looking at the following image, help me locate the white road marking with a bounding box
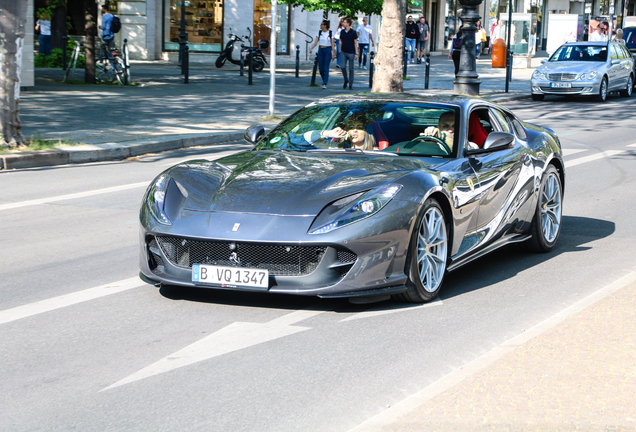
[102,308,327,391]
[0,277,145,325]
[628,143,636,147]
[348,270,636,432]
[565,150,625,168]
[340,298,443,322]
[0,182,148,211]
[562,149,586,157]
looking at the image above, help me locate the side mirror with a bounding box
[482,132,515,150]
[611,58,620,65]
[540,59,547,64]
[244,125,265,144]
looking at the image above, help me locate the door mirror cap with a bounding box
[482,132,515,150]
[244,125,265,144]
[540,59,547,64]
[611,58,621,65]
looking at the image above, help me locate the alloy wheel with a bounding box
[416,206,448,293]
[540,172,562,243]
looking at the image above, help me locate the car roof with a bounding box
[561,41,611,46]
[307,93,494,110]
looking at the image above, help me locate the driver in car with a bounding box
[421,112,479,151]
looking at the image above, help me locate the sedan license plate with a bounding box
[192,264,269,289]
[550,82,572,88]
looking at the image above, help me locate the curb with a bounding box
[0,132,245,170]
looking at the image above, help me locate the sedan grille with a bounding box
[548,73,578,81]
[153,236,356,277]
[540,86,583,93]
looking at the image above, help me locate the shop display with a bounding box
[166,0,223,52]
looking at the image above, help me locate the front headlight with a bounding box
[309,185,402,234]
[147,175,172,225]
[532,70,547,80]
[578,70,598,80]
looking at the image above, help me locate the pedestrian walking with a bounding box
[416,17,430,64]
[35,12,52,55]
[334,20,344,68]
[357,17,374,70]
[449,29,462,75]
[489,17,500,55]
[476,21,486,59]
[309,20,336,89]
[405,15,420,64]
[339,18,359,90]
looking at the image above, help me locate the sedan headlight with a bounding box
[147,175,172,225]
[532,70,547,80]
[578,70,598,80]
[309,185,402,234]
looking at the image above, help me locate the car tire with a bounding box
[524,165,563,253]
[396,198,449,303]
[596,77,608,102]
[215,53,227,68]
[620,75,633,97]
[532,94,545,101]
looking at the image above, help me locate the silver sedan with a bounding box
[531,41,634,102]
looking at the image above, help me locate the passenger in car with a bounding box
[303,124,378,150]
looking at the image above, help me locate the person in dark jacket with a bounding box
[405,15,420,64]
[449,29,462,75]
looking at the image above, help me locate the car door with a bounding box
[608,44,625,90]
[469,106,528,240]
[618,44,634,83]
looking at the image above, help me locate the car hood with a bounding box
[165,151,439,216]
[539,61,601,74]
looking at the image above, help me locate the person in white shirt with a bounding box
[35,13,52,55]
[356,17,374,69]
[334,20,344,68]
[589,24,607,41]
[309,20,337,89]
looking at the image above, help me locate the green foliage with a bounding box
[0,138,83,154]
[274,0,383,17]
[34,39,86,69]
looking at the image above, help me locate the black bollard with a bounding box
[310,52,318,85]
[184,46,189,84]
[403,47,408,78]
[425,53,430,89]
[295,45,300,78]
[62,35,68,71]
[240,44,245,77]
[368,51,375,88]
[248,49,253,85]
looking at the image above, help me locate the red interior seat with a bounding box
[371,122,390,150]
[468,112,488,148]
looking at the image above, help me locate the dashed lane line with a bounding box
[0,277,145,325]
[565,150,625,168]
[0,182,148,212]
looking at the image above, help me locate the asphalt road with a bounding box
[2,94,636,432]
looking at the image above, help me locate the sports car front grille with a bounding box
[548,73,578,81]
[152,236,356,277]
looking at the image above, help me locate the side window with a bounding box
[610,45,619,60]
[467,108,493,149]
[490,109,512,133]
[508,114,527,141]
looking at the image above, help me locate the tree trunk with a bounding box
[0,0,29,149]
[51,5,67,50]
[371,0,406,93]
[84,0,97,84]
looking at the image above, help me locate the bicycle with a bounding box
[96,38,130,85]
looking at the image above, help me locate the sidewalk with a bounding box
[2,52,543,170]
[351,274,636,432]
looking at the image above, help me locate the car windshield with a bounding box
[254,102,460,158]
[549,45,607,62]
[624,28,636,50]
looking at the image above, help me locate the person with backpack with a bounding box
[309,20,336,89]
[100,5,117,55]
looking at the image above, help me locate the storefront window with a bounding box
[407,0,424,17]
[445,0,459,49]
[164,0,223,52]
[254,0,290,54]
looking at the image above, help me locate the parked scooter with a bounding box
[215,28,267,72]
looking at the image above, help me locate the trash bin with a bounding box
[492,39,506,68]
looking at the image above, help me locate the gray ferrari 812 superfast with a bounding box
[139,94,564,303]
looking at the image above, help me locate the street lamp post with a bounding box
[454,0,483,95]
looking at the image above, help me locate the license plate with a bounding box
[550,82,572,88]
[192,264,269,289]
